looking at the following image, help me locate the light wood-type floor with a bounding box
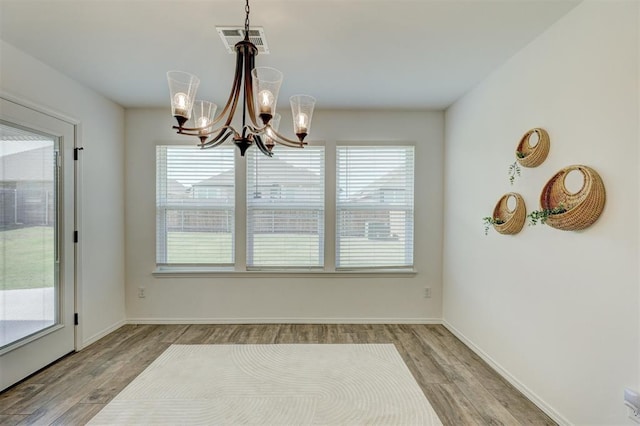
[0,324,556,425]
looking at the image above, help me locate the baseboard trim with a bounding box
[442,320,570,426]
[79,319,127,350]
[127,317,443,325]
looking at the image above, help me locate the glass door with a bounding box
[0,124,57,348]
[0,98,75,391]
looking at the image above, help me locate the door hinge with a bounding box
[74,147,84,160]
[74,313,79,325]
[74,230,78,243]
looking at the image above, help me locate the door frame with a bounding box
[0,92,82,370]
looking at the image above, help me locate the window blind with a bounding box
[336,145,414,269]
[246,146,325,269]
[156,146,235,266]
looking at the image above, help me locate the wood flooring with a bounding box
[0,324,556,425]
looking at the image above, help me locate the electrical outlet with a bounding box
[424,287,431,298]
[138,287,146,298]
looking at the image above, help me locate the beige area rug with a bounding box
[89,344,443,425]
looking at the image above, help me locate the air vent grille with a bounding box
[216,27,269,54]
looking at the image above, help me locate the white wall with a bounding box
[125,109,444,322]
[0,40,126,347]
[443,2,639,425]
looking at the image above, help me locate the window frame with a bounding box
[335,142,415,271]
[155,145,236,268]
[154,141,416,275]
[245,145,326,270]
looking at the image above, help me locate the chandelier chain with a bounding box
[244,0,250,36]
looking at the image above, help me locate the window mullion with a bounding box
[325,140,337,272]
[236,148,247,271]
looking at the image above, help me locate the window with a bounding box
[246,146,325,269]
[155,143,415,273]
[156,146,235,266]
[336,146,414,269]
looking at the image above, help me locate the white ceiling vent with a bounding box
[216,27,269,54]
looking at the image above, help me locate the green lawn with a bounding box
[166,232,407,267]
[167,232,233,264]
[0,226,55,290]
[167,232,322,265]
[166,232,322,266]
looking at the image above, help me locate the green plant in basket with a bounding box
[527,204,567,226]
[508,152,525,185]
[483,216,505,235]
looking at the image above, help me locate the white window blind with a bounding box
[156,146,235,266]
[336,145,414,269]
[246,146,325,269]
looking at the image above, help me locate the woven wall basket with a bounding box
[516,128,550,168]
[493,192,526,235]
[540,165,606,231]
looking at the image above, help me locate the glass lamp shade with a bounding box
[191,100,218,135]
[251,67,283,125]
[290,94,316,141]
[167,71,200,124]
[263,113,281,150]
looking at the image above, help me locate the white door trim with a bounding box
[0,96,79,390]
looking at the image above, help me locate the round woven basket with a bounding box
[492,192,526,235]
[516,128,550,168]
[540,165,606,231]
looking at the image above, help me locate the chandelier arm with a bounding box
[175,124,238,139]
[201,56,245,144]
[208,47,246,128]
[241,124,303,148]
[173,125,197,132]
[173,128,203,136]
[199,128,235,149]
[202,122,239,146]
[213,108,239,142]
[270,128,306,147]
[241,51,248,137]
[172,124,231,134]
[238,123,303,149]
[244,48,260,128]
[243,124,266,135]
[254,135,274,157]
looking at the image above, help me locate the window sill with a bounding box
[152,267,417,278]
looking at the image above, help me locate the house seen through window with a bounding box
[156,144,414,271]
[336,146,415,269]
[156,146,235,266]
[246,146,325,269]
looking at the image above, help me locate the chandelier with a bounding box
[166,0,316,157]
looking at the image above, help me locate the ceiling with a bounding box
[0,0,579,110]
